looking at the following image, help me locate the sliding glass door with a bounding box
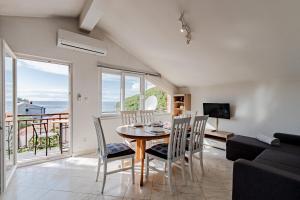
[0,40,17,192]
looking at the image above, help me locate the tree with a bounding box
[121,87,167,111]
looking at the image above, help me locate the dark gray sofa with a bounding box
[226,133,300,200]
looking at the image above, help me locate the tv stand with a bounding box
[205,117,233,141]
[205,130,234,140]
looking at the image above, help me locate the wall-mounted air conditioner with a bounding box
[57,29,107,56]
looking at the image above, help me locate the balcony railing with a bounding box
[5,112,70,155]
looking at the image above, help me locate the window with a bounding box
[101,73,121,113]
[101,70,170,115]
[124,75,141,111]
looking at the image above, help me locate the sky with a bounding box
[16,59,155,104]
[102,73,155,103]
[17,59,69,101]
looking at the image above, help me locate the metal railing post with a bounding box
[18,121,20,149]
[25,121,28,148]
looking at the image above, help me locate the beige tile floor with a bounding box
[2,146,233,200]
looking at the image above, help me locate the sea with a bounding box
[102,101,118,113]
[32,101,69,114]
[7,101,116,114]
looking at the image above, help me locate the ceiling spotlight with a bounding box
[179,12,192,44]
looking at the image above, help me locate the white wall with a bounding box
[189,80,300,137]
[0,16,173,154]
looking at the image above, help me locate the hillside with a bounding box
[117,87,167,111]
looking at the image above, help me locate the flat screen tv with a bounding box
[203,103,230,119]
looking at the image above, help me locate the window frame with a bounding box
[100,69,122,116]
[100,69,169,117]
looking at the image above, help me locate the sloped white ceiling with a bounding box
[95,0,300,87]
[1,0,300,87]
[0,0,86,17]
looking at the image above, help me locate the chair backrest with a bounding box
[189,115,208,152]
[140,110,154,124]
[120,111,138,125]
[168,117,191,161]
[93,116,107,157]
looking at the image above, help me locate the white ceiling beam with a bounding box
[79,0,103,32]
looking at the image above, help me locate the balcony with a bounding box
[5,112,70,164]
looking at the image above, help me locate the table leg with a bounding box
[163,137,169,144]
[136,139,146,186]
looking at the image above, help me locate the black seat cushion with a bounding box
[254,149,300,175]
[145,143,168,159]
[106,143,135,158]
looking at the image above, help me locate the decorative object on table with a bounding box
[186,115,209,180]
[145,117,191,192]
[93,116,135,194]
[131,123,144,128]
[144,127,166,135]
[148,121,163,127]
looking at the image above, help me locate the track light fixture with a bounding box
[179,12,191,44]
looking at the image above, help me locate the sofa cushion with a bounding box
[270,143,300,156]
[254,149,300,175]
[274,133,300,146]
[226,135,269,161]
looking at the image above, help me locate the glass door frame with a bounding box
[0,39,17,192]
[15,54,73,164]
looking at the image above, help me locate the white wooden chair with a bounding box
[186,115,208,180]
[145,117,191,192]
[120,111,138,147]
[140,110,154,124]
[120,111,138,125]
[93,116,135,194]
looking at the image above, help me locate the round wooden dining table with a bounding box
[116,125,170,186]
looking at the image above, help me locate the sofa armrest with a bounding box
[233,159,300,200]
[273,133,300,146]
